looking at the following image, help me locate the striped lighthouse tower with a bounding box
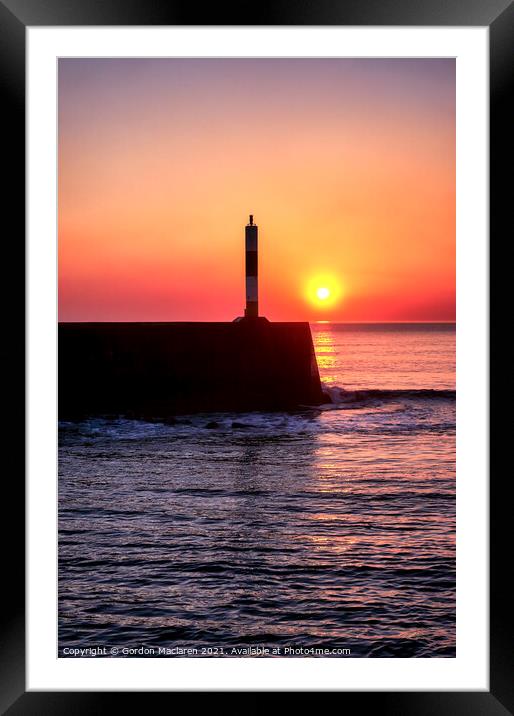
[244,215,259,318]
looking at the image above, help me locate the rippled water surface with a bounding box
[59,323,455,657]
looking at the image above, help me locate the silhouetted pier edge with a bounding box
[59,321,327,419]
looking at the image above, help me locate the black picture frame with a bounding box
[1,0,510,710]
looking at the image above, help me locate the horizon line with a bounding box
[313,319,456,324]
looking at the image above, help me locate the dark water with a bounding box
[59,323,455,657]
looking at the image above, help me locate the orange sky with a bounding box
[58,59,455,322]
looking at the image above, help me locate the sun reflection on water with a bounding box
[312,326,338,382]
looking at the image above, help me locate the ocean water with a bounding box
[59,322,455,658]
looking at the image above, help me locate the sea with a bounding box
[59,322,455,658]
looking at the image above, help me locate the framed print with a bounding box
[1,0,511,710]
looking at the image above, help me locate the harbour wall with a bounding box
[58,321,326,418]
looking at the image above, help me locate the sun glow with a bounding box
[306,275,344,310]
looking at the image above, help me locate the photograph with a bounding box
[57,57,457,660]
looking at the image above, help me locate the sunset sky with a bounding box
[58,58,455,322]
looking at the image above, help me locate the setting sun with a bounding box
[306,275,344,311]
[316,287,330,301]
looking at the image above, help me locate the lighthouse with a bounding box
[244,214,259,318]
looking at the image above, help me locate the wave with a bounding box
[321,385,455,408]
[58,385,455,439]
